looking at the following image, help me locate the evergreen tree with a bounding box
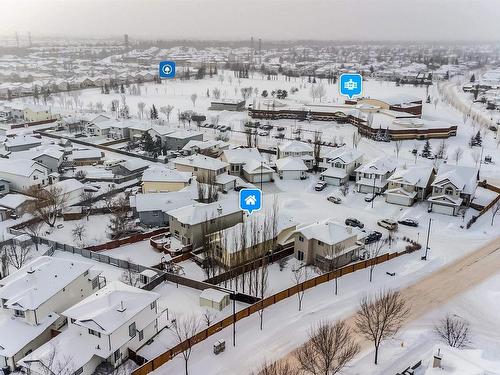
[474,131,482,146]
[422,140,432,158]
[470,74,475,83]
[120,84,125,93]
[150,104,158,119]
[426,94,431,103]
[141,132,155,153]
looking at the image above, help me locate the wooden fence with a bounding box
[466,181,500,228]
[132,250,409,375]
[86,227,168,251]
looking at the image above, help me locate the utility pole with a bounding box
[260,160,263,191]
[422,218,432,260]
[371,173,376,208]
[232,291,236,346]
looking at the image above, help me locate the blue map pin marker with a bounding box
[339,73,362,99]
[239,188,262,215]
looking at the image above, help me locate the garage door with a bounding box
[386,194,412,206]
[252,173,272,183]
[432,203,456,215]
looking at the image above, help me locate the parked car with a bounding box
[315,181,327,191]
[234,186,245,192]
[327,195,341,204]
[364,231,382,244]
[277,126,285,131]
[364,193,377,202]
[377,219,398,230]
[259,131,270,136]
[398,218,419,227]
[345,218,364,229]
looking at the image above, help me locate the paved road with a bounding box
[282,235,500,365]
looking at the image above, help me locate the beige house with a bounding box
[385,166,435,206]
[167,200,243,250]
[174,155,228,183]
[141,166,192,193]
[355,157,397,194]
[294,219,363,270]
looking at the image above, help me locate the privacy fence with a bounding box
[132,249,410,375]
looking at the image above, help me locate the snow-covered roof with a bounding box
[223,148,262,164]
[322,147,363,165]
[167,199,241,225]
[278,140,313,154]
[242,159,274,175]
[0,193,35,210]
[132,191,194,213]
[50,178,84,194]
[377,94,421,105]
[199,288,229,303]
[296,219,360,245]
[0,256,92,311]
[8,145,64,162]
[355,156,397,175]
[0,311,59,357]
[70,149,103,160]
[321,167,348,179]
[166,129,203,140]
[432,165,478,195]
[215,173,238,185]
[142,166,192,183]
[276,157,308,171]
[388,166,435,188]
[63,281,159,335]
[0,158,47,177]
[174,155,228,171]
[182,139,222,151]
[4,135,42,148]
[119,158,150,172]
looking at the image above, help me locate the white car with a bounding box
[377,219,398,230]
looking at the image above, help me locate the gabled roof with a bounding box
[355,156,397,175]
[167,199,241,225]
[63,281,159,335]
[0,193,35,210]
[388,166,434,188]
[296,219,360,245]
[0,256,92,311]
[142,166,192,183]
[432,165,478,195]
[131,191,194,213]
[242,159,274,174]
[174,155,228,171]
[278,140,313,153]
[0,159,48,177]
[276,157,308,171]
[322,147,363,165]
[223,148,262,164]
[5,135,42,148]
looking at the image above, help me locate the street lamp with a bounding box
[422,218,432,260]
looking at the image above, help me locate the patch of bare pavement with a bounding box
[281,235,500,364]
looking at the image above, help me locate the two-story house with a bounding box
[174,155,229,184]
[167,199,243,250]
[320,148,363,186]
[221,148,274,183]
[294,219,364,270]
[0,256,102,371]
[385,166,435,206]
[0,159,49,192]
[277,141,314,169]
[20,281,160,375]
[354,157,397,194]
[427,165,478,215]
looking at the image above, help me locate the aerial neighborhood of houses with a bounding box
[0,32,498,375]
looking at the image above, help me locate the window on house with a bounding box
[445,187,454,195]
[298,236,304,242]
[33,175,38,180]
[193,167,198,171]
[297,251,304,261]
[150,301,156,310]
[74,367,83,375]
[114,349,121,362]
[139,329,144,341]
[84,270,89,276]
[0,185,4,191]
[317,240,323,246]
[14,309,25,317]
[92,277,99,289]
[129,322,136,338]
[88,329,101,338]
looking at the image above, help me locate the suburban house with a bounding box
[174,155,228,183]
[355,157,397,194]
[9,146,64,174]
[167,199,243,250]
[150,128,203,150]
[211,214,297,267]
[130,191,195,227]
[49,178,85,206]
[320,148,363,186]
[4,135,42,152]
[141,166,192,193]
[277,140,314,169]
[0,193,35,217]
[111,159,150,177]
[221,148,274,183]
[0,179,10,196]
[182,139,228,157]
[427,165,478,216]
[293,219,364,269]
[0,257,102,371]
[385,166,435,206]
[242,159,274,183]
[275,157,308,180]
[69,149,105,165]
[0,159,49,191]
[19,282,160,375]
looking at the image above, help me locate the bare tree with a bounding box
[253,361,300,375]
[25,185,68,228]
[24,344,73,375]
[0,249,8,279]
[120,258,140,287]
[137,102,146,119]
[71,223,86,246]
[107,198,131,239]
[472,150,481,166]
[313,131,322,171]
[435,140,448,160]
[295,320,360,375]
[159,105,174,123]
[352,131,361,149]
[394,140,403,158]
[366,239,385,282]
[80,191,95,220]
[434,314,471,348]
[355,290,410,365]
[169,315,201,375]
[202,310,217,327]
[3,242,33,270]
[453,147,464,165]
[22,220,44,251]
[321,244,345,295]
[292,265,310,311]
[190,93,198,107]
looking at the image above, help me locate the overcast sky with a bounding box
[0,0,499,41]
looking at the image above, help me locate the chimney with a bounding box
[433,348,442,368]
[217,204,222,215]
[117,300,127,312]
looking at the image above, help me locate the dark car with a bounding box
[345,218,364,229]
[364,231,382,244]
[398,218,419,227]
[277,126,285,131]
[234,186,245,192]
